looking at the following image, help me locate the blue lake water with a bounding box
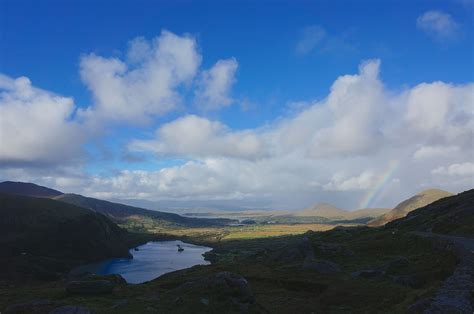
[74,240,212,284]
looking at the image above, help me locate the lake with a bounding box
[72,240,212,284]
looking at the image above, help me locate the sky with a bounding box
[0,0,473,210]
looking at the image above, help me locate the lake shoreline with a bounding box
[70,240,212,284]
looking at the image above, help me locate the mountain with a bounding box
[0,181,235,228]
[0,181,62,198]
[368,188,453,227]
[296,203,349,219]
[55,193,234,227]
[294,203,390,221]
[344,208,391,220]
[0,193,140,281]
[387,189,474,236]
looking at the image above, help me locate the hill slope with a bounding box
[368,189,452,227]
[0,193,139,281]
[387,189,474,236]
[55,193,234,227]
[0,181,234,229]
[296,203,349,218]
[0,181,62,198]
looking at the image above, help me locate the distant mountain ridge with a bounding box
[55,193,234,227]
[0,181,234,228]
[294,203,390,221]
[368,188,453,227]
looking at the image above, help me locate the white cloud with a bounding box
[121,59,473,208]
[0,74,85,166]
[324,171,376,191]
[416,10,460,42]
[195,58,238,110]
[432,162,474,176]
[79,30,202,124]
[130,115,269,159]
[295,25,327,55]
[2,50,473,209]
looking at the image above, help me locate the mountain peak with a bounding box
[368,188,452,227]
[297,202,348,218]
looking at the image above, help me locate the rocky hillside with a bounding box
[368,188,452,227]
[387,189,474,236]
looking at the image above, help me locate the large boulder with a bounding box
[65,280,114,295]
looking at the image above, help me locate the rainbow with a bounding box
[359,160,400,209]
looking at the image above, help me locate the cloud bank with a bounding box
[1,30,472,209]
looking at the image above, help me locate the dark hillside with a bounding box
[387,189,474,236]
[0,193,137,281]
[56,193,235,227]
[0,181,63,198]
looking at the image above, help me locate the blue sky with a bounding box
[0,0,473,210]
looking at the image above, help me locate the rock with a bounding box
[351,269,385,279]
[65,280,114,295]
[270,237,316,264]
[4,299,56,313]
[49,306,94,314]
[303,260,342,274]
[172,271,255,306]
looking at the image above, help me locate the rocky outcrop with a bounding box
[269,237,315,264]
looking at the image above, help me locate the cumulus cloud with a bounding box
[416,10,460,42]
[323,171,376,191]
[130,115,269,159]
[0,74,85,166]
[3,51,473,209]
[129,60,397,160]
[120,59,473,208]
[79,30,202,124]
[195,58,238,110]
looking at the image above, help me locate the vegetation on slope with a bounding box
[368,188,453,227]
[0,193,151,282]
